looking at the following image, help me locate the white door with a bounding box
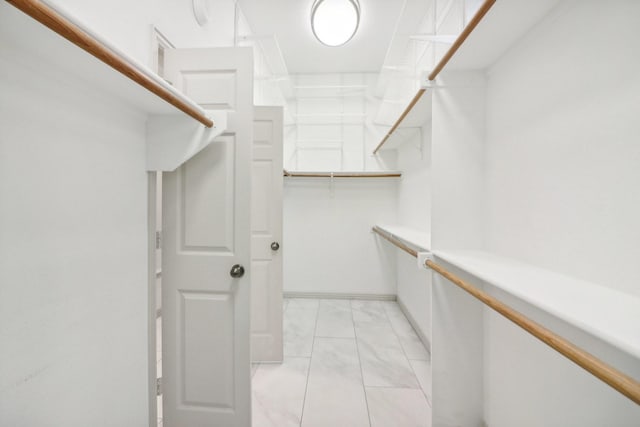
[251,106,284,362]
[162,47,253,427]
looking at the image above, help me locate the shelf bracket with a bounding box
[418,252,435,270]
[420,72,436,89]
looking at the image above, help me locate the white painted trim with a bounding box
[146,172,158,427]
[397,296,431,353]
[150,25,175,78]
[283,292,396,301]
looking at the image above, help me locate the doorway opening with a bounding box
[149,26,172,427]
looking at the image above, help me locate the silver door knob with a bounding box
[230,264,245,278]
[271,242,280,251]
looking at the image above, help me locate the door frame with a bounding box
[147,171,159,427]
[147,26,171,424]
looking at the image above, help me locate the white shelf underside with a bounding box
[433,250,640,359]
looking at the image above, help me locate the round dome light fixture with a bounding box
[311,0,361,47]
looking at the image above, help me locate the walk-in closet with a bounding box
[1,0,639,426]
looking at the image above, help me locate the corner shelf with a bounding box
[433,250,640,359]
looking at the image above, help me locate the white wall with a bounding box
[431,70,487,251]
[285,73,395,172]
[430,70,487,426]
[485,0,640,297]
[0,1,245,425]
[0,34,148,426]
[426,2,640,425]
[282,73,399,297]
[284,178,397,296]
[395,124,432,344]
[480,1,640,424]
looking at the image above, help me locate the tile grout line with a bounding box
[351,300,373,427]
[298,299,321,427]
[383,302,432,407]
[408,359,432,408]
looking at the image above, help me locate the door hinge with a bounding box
[155,231,162,250]
[156,377,162,396]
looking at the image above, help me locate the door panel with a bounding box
[251,106,284,362]
[181,137,234,251]
[162,47,253,427]
[180,291,234,407]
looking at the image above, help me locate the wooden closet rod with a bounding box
[427,0,496,81]
[372,89,426,155]
[6,0,214,128]
[285,171,402,178]
[372,226,418,257]
[371,226,640,405]
[372,0,496,155]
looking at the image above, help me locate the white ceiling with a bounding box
[236,0,405,74]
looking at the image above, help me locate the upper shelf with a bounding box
[445,0,562,71]
[433,250,640,359]
[373,89,433,153]
[293,113,366,125]
[293,85,368,99]
[373,0,496,154]
[2,0,212,126]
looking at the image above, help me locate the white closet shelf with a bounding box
[374,224,431,252]
[373,89,433,154]
[1,1,211,123]
[374,0,497,154]
[292,84,367,98]
[445,0,562,71]
[433,250,640,359]
[294,85,368,89]
[293,113,366,125]
[284,171,402,178]
[392,90,433,129]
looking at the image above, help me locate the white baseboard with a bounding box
[283,291,396,301]
[397,296,431,353]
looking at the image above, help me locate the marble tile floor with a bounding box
[156,298,431,426]
[252,298,432,427]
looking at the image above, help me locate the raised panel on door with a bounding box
[181,137,234,252]
[251,106,284,362]
[179,291,234,408]
[162,47,253,427]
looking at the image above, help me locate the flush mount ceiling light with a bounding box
[311,0,361,47]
